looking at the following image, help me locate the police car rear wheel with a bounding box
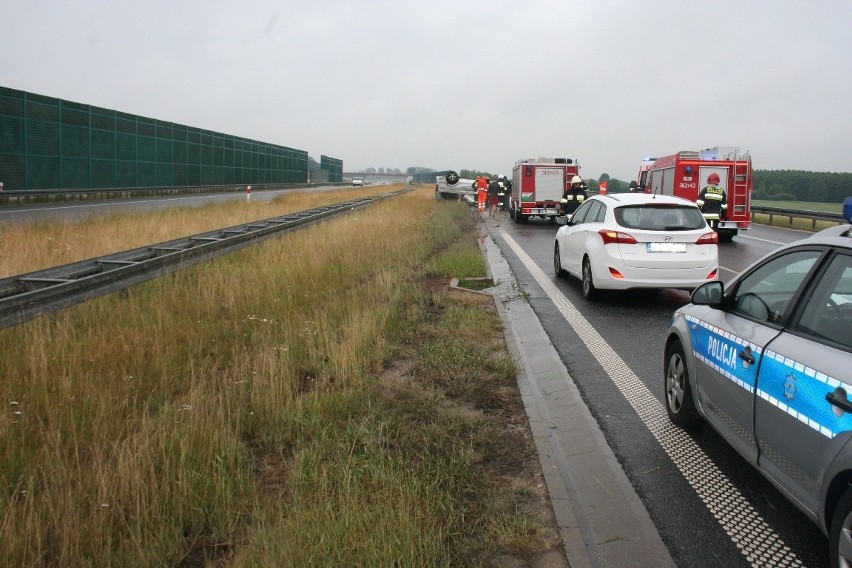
[665,340,703,429]
[829,486,852,568]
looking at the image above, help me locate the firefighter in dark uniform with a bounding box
[496,175,507,212]
[696,172,728,229]
[487,177,501,217]
[560,175,588,216]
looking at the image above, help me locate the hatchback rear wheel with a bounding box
[554,243,566,278]
[581,257,598,300]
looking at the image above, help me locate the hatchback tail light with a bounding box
[598,229,637,245]
[695,232,718,245]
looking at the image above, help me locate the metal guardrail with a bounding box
[750,205,845,229]
[0,182,351,205]
[0,189,410,328]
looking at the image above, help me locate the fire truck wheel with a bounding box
[582,257,598,300]
[554,243,566,278]
[718,230,737,242]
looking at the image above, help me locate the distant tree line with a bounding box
[751,170,852,203]
[587,171,852,202]
[361,167,404,174]
[459,169,498,179]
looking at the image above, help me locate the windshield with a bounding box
[615,205,707,231]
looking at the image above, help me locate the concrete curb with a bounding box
[478,222,676,568]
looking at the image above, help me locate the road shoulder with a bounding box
[480,221,676,568]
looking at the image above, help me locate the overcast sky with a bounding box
[2,1,851,181]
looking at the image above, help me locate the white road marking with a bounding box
[736,234,788,246]
[497,227,806,568]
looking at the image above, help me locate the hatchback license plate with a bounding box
[647,242,687,253]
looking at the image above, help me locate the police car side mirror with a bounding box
[691,281,724,307]
[556,216,569,226]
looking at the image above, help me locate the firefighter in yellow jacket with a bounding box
[696,172,728,229]
[560,175,588,216]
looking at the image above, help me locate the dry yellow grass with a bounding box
[0,186,560,566]
[0,185,400,278]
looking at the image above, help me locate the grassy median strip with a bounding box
[0,187,560,566]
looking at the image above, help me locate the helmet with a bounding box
[571,175,583,185]
[707,173,721,185]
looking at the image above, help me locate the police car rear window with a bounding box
[616,205,706,231]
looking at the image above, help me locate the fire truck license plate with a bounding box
[647,242,687,253]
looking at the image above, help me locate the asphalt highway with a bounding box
[485,213,826,568]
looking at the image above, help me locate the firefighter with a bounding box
[696,172,728,229]
[487,176,501,217]
[501,175,512,211]
[496,175,509,212]
[560,175,588,216]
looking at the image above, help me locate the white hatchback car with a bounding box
[553,193,719,299]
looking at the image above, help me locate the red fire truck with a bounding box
[638,147,752,240]
[510,158,580,223]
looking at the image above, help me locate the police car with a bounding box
[663,204,852,565]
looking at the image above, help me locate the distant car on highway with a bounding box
[352,177,364,186]
[553,193,718,300]
[663,219,852,565]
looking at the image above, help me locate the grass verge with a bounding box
[0,186,563,566]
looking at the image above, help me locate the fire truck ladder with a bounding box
[731,159,750,219]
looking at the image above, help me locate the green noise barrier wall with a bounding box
[0,86,324,191]
[320,155,343,182]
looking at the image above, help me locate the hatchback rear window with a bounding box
[615,205,706,231]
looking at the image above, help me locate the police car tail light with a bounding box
[598,230,637,245]
[695,232,719,245]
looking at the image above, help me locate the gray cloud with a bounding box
[3,0,850,181]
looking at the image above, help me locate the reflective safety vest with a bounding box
[702,185,725,201]
[561,189,587,213]
[696,185,727,218]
